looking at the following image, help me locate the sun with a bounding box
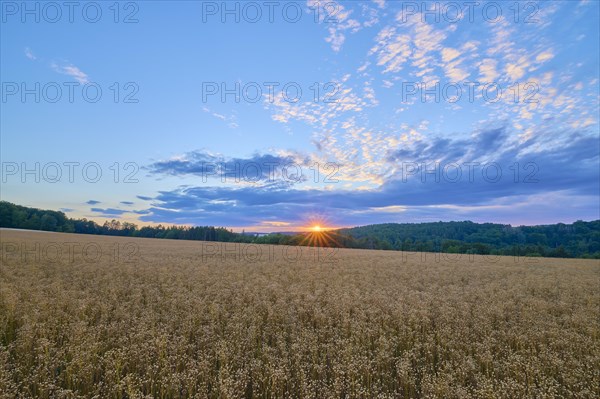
[301,223,341,248]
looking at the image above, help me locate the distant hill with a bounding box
[336,221,600,258]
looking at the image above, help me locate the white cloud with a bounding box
[363,83,378,106]
[326,27,346,52]
[357,62,370,73]
[536,51,554,63]
[202,106,238,128]
[51,62,89,84]
[478,59,499,82]
[505,61,527,81]
[441,48,460,63]
[307,0,364,52]
[24,47,36,60]
[370,26,411,73]
[370,10,452,83]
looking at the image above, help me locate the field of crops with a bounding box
[1,229,599,398]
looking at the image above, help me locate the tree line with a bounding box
[1,201,598,258]
[337,221,600,258]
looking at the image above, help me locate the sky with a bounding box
[1,0,599,232]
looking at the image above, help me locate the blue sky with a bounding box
[1,0,599,231]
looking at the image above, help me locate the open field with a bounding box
[0,229,599,398]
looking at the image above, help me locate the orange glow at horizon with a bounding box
[299,224,341,248]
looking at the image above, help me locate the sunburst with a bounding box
[299,224,342,248]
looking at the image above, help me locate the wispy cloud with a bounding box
[24,47,36,60]
[51,62,89,84]
[372,0,385,9]
[307,0,373,52]
[91,208,128,217]
[202,106,238,128]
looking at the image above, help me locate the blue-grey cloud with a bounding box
[91,208,127,216]
[135,129,599,227]
[147,151,309,185]
[120,201,134,205]
[86,200,101,205]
